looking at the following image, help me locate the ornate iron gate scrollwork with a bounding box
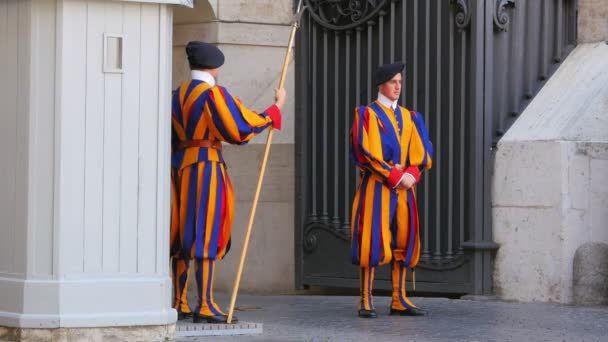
[493,0,515,31]
[305,0,391,30]
[295,0,577,294]
[451,0,472,31]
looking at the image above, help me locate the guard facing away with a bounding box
[170,41,286,324]
[350,62,433,318]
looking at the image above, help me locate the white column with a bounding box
[0,0,178,328]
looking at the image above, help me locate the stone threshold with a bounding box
[175,321,262,337]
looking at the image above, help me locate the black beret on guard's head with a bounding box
[375,62,405,86]
[186,41,225,70]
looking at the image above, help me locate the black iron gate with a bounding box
[295,0,577,295]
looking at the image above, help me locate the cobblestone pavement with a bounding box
[177,294,608,342]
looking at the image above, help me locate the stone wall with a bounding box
[172,0,296,294]
[578,0,608,43]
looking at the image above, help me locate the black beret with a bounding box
[186,41,225,70]
[375,62,405,86]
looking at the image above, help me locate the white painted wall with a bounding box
[493,43,608,304]
[56,0,167,277]
[0,0,177,328]
[0,0,29,280]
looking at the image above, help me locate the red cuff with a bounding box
[404,166,421,183]
[387,167,404,188]
[265,104,282,130]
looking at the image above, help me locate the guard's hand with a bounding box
[275,88,287,110]
[396,173,415,190]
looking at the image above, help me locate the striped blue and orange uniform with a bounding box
[170,79,280,317]
[350,101,432,312]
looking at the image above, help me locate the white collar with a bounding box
[191,70,216,86]
[377,92,398,110]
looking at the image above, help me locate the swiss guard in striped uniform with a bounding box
[170,41,286,323]
[350,63,433,318]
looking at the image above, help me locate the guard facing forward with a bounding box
[350,63,433,318]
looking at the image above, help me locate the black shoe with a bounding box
[192,313,239,324]
[177,312,193,320]
[358,309,378,318]
[390,307,428,316]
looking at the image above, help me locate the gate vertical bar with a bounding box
[496,10,508,134]
[367,21,373,102]
[422,0,431,261]
[433,0,442,262]
[458,27,466,257]
[566,0,577,49]
[401,0,407,106]
[379,11,384,65]
[540,0,548,80]
[390,0,395,62]
[446,7,454,260]
[413,0,418,109]
[355,26,362,183]
[294,9,311,288]
[517,0,527,111]
[468,0,486,295]
[343,30,352,232]
[333,32,340,225]
[321,29,329,222]
[509,2,522,117]
[311,24,318,221]
[482,0,495,295]
[555,0,563,62]
[525,0,539,98]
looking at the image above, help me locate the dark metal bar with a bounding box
[422,0,431,261]
[379,11,384,65]
[469,0,486,294]
[495,7,508,137]
[355,27,362,184]
[294,10,311,288]
[390,0,395,62]
[566,0,577,47]
[517,2,526,110]
[413,0,418,108]
[367,21,373,102]
[401,0,407,106]
[332,32,340,225]
[433,0,442,262]
[482,0,495,295]
[343,30,352,231]
[555,0,563,62]
[539,0,548,80]
[509,4,521,116]
[446,8,454,260]
[458,29,466,256]
[310,23,318,221]
[321,29,329,222]
[525,0,539,97]
[356,28,362,106]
